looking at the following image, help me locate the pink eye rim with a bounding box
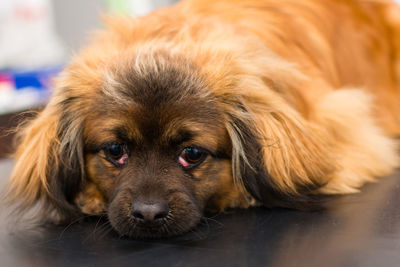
[178,155,190,167]
[116,153,129,165]
[102,142,129,167]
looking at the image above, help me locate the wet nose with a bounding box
[130,201,169,222]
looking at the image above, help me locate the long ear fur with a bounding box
[225,100,333,210]
[224,83,399,210]
[226,117,321,210]
[3,96,85,222]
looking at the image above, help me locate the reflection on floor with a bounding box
[1,159,400,267]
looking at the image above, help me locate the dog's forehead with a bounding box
[100,52,208,106]
[85,53,225,146]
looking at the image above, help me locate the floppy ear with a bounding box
[4,99,85,222]
[225,103,333,210]
[215,55,336,209]
[225,86,399,210]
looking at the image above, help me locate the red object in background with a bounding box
[14,5,46,22]
[0,72,14,91]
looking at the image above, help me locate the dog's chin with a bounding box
[111,217,201,239]
[108,211,202,239]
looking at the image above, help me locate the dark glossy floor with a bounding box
[1,158,400,267]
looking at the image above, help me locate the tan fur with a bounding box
[75,183,106,215]
[4,0,400,229]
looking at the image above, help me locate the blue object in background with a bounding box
[13,66,63,90]
[0,66,63,114]
[14,71,43,90]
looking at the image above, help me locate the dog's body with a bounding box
[5,0,400,238]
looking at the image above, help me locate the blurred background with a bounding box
[0,0,178,157]
[0,0,178,116]
[1,0,400,157]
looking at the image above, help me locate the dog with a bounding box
[4,0,400,238]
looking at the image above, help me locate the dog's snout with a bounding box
[130,201,169,222]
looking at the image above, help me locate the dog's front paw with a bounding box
[74,183,106,215]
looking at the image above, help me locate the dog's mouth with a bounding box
[110,213,201,239]
[108,200,202,239]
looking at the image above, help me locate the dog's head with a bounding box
[5,20,332,238]
[80,53,241,238]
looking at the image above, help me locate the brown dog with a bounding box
[5,0,400,238]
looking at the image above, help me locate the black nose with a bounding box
[130,201,169,223]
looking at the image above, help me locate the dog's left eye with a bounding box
[104,143,128,166]
[178,146,208,169]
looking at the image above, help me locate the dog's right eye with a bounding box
[108,144,123,157]
[104,143,128,166]
[178,146,208,169]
